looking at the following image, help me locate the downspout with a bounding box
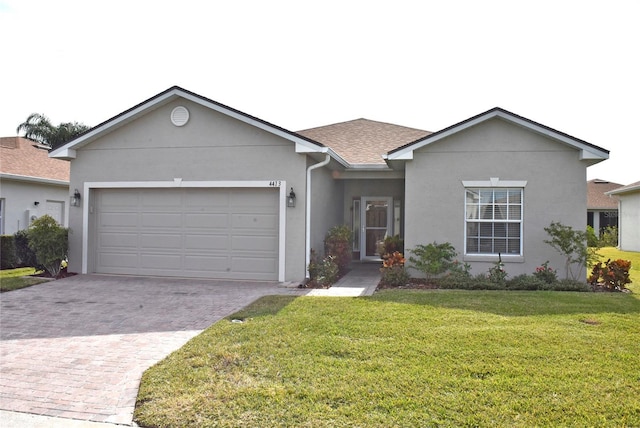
[305,153,331,279]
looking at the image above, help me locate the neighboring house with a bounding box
[49,86,609,282]
[0,136,70,235]
[606,181,640,252]
[587,178,621,234]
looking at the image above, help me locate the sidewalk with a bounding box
[306,262,380,296]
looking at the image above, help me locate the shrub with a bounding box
[382,235,404,255]
[533,261,558,284]
[408,242,458,282]
[586,226,600,248]
[439,273,505,290]
[544,222,598,280]
[0,235,18,269]
[380,252,410,287]
[487,254,508,285]
[324,225,352,274]
[27,215,68,277]
[308,250,339,288]
[14,229,41,269]
[507,274,546,291]
[599,226,618,247]
[589,258,632,291]
[544,279,592,292]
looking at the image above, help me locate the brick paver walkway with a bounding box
[0,275,304,424]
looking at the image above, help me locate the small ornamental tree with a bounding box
[544,222,598,280]
[27,215,68,277]
[408,242,458,283]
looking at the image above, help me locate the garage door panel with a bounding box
[142,213,182,227]
[232,235,277,251]
[184,213,228,228]
[99,233,138,248]
[98,252,138,269]
[140,233,182,249]
[185,234,229,250]
[95,188,279,280]
[100,212,138,227]
[141,254,182,269]
[142,192,182,207]
[231,213,278,229]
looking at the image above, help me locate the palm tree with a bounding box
[17,113,90,149]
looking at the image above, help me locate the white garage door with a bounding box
[95,188,279,280]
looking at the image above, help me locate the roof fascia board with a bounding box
[0,173,69,186]
[606,184,640,195]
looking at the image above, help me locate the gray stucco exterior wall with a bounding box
[67,99,309,281]
[404,118,588,278]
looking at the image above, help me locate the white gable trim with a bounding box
[387,109,609,162]
[50,87,326,159]
[0,173,69,187]
[462,178,528,188]
[81,180,287,282]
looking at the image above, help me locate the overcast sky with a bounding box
[1,0,638,185]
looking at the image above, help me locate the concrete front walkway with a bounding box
[0,275,305,425]
[306,262,381,296]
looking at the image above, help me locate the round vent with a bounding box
[170,106,189,127]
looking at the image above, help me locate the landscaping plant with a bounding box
[533,261,558,284]
[408,241,458,283]
[589,258,632,291]
[380,251,410,286]
[26,215,68,277]
[324,225,352,274]
[544,221,597,280]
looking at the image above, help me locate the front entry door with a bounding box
[361,197,392,260]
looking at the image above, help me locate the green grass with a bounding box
[0,267,47,292]
[135,255,640,427]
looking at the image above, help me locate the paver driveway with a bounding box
[0,274,304,425]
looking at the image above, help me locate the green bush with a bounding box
[507,274,547,290]
[586,225,600,248]
[308,250,339,288]
[27,215,68,277]
[544,222,598,280]
[599,226,618,247]
[544,279,592,292]
[408,242,458,282]
[533,261,558,284]
[382,235,404,255]
[380,266,410,287]
[324,225,352,274]
[1,235,18,269]
[13,230,40,269]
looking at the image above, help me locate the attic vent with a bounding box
[170,106,190,127]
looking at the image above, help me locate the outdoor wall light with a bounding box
[34,201,40,206]
[71,189,81,207]
[287,187,296,207]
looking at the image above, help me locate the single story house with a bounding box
[606,181,640,252]
[50,86,609,282]
[0,136,70,235]
[587,178,621,234]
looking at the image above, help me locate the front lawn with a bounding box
[0,267,47,292]
[135,288,640,427]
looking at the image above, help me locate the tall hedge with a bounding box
[0,235,18,269]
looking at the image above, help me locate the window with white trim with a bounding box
[465,188,523,255]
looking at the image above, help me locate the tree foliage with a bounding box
[27,215,68,277]
[17,113,90,149]
[544,222,598,280]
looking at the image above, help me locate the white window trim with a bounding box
[82,180,287,282]
[462,178,526,262]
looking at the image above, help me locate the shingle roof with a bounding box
[587,179,622,209]
[297,119,431,165]
[0,136,70,181]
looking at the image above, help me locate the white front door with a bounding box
[360,197,392,260]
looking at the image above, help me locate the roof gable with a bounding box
[49,86,327,160]
[385,107,609,164]
[606,180,640,196]
[0,136,69,183]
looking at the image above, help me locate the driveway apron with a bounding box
[0,275,304,425]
